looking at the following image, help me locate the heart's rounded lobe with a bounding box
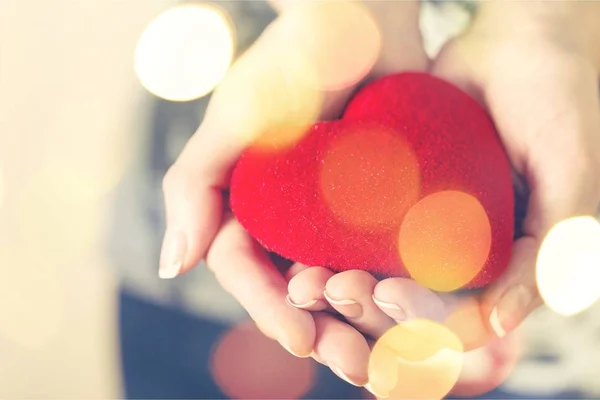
[230,72,514,289]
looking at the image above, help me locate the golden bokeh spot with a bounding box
[210,321,315,399]
[319,125,420,231]
[275,0,381,91]
[134,3,235,101]
[537,216,600,316]
[443,297,490,352]
[368,320,464,400]
[399,191,492,292]
[208,38,322,151]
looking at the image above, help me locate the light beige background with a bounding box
[0,1,174,397]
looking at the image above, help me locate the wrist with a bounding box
[472,2,600,70]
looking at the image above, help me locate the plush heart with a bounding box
[230,72,514,291]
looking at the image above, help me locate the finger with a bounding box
[324,270,395,339]
[373,277,447,323]
[475,236,542,340]
[287,266,334,312]
[312,312,371,387]
[481,173,599,339]
[207,215,315,357]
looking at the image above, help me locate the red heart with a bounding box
[230,72,514,290]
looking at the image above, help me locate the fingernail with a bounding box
[279,341,309,358]
[159,231,187,279]
[330,364,366,387]
[323,291,362,318]
[372,296,407,321]
[286,295,318,309]
[489,284,533,337]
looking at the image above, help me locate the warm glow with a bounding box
[0,168,4,210]
[208,41,322,150]
[210,321,315,399]
[443,297,490,351]
[0,256,65,349]
[537,216,600,316]
[11,166,103,263]
[319,125,420,230]
[274,0,381,91]
[134,3,235,101]
[368,320,464,399]
[0,162,109,348]
[399,191,492,292]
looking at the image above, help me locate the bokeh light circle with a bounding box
[368,320,464,399]
[537,216,600,316]
[443,297,490,351]
[207,38,323,151]
[134,3,234,101]
[275,0,381,91]
[319,125,420,230]
[399,191,492,292]
[210,321,315,399]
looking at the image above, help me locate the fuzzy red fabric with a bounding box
[230,72,514,288]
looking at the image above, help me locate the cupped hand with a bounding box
[159,0,429,386]
[291,2,600,395]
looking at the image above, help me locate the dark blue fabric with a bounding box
[119,289,363,399]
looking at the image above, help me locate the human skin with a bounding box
[160,0,600,393]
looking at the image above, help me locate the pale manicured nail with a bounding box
[324,291,362,318]
[323,291,357,305]
[489,284,534,337]
[372,296,407,321]
[159,231,187,279]
[286,294,318,309]
[330,364,365,387]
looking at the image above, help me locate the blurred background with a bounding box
[1,0,600,398]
